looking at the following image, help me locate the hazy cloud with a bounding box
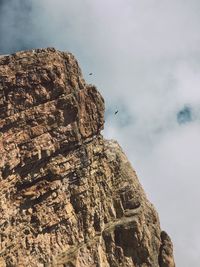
[1,1,200,265]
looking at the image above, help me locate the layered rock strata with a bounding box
[0,48,175,267]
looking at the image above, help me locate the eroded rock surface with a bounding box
[0,48,175,267]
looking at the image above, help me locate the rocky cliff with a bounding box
[0,48,175,267]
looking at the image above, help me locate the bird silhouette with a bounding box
[89,73,93,75]
[114,110,118,115]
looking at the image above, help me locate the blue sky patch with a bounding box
[177,106,192,124]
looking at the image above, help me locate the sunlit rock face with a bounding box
[0,48,175,267]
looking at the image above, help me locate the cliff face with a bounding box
[0,48,175,267]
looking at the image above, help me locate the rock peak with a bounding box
[0,49,175,267]
[0,48,104,172]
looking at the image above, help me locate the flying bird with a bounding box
[89,73,93,75]
[114,110,118,115]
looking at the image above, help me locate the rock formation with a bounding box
[0,48,175,267]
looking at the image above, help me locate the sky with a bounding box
[0,0,200,265]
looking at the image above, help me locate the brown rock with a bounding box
[159,231,175,267]
[0,48,175,266]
